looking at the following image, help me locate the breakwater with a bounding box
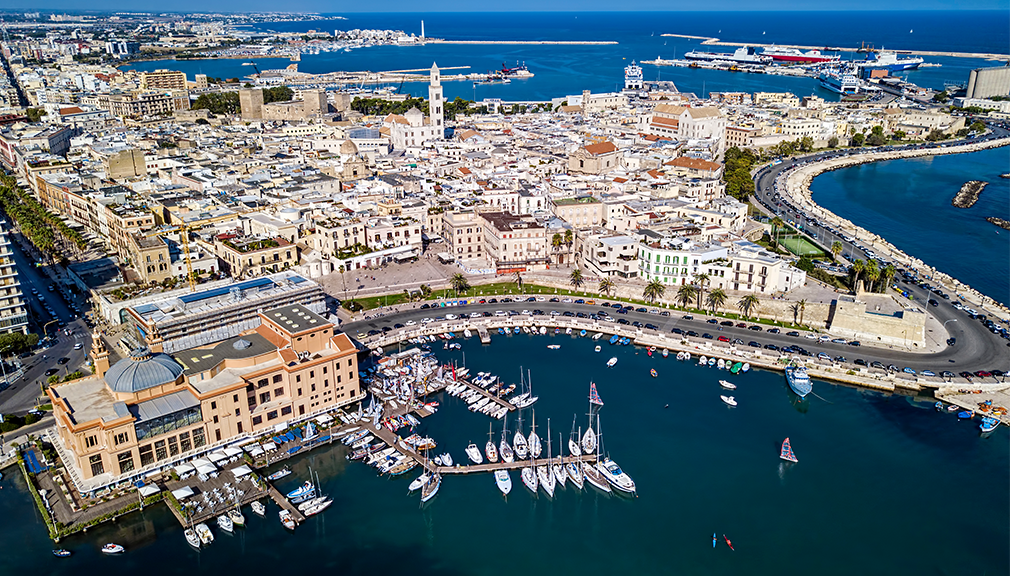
[426,39,617,45]
[986,217,1010,231]
[951,180,988,208]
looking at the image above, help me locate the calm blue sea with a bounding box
[1,336,1006,575]
[811,146,1010,306]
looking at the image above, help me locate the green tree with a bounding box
[850,133,865,147]
[770,217,785,249]
[25,108,46,122]
[797,299,806,326]
[851,259,865,290]
[827,136,839,148]
[925,129,944,142]
[676,284,697,308]
[706,288,727,314]
[969,121,986,133]
[892,130,906,141]
[831,241,842,261]
[551,233,563,258]
[932,91,949,103]
[0,332,40,355]
[449,273,470,295]
[864,261,880,292]
[694,273,710,310]
[598,277,615,297]
[563,229,574,263]
[192,92,240,115]
[262,86,294,104]
[880,263,896,291]
[799,136,814,152]
[737,294,760,319]
[866,125,886,146]
[643,280,666,303]
[569,267,585,290]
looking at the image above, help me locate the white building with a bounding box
[386,63,444,150]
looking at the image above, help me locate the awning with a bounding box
[190,458,212,468]
[315,414,333,424]
[145,469,162,478]
[223,447,243,457]
[139,484,161,497]
[231,465,253,478]
[174,463,194,475]
[207,451,229,462]
[246,446,264,456]
[196,464,217,475]
[171,487,194,499]
[262,441,277,452]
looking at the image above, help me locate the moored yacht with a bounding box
[521,466,538,493]
[566,461,585,490]
[785,366,812,398]
[465,443,483,464]
[495,470,513,496]
[597,458,636,494]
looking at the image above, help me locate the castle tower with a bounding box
[92,331,110,379]
[428,62,443,133]
[239,88,263,120]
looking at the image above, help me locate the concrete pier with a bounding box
[478,326,491,344]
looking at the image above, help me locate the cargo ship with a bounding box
[818,69,860,95]
[859,50,923,71]
[761,46,840,64]
[683,46,770,65]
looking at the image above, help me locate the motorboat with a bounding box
[785,366,812,398]
[185,528,201,548]
[596,458,636,494]
[279,510,296,530]
[595,345,602,352]
[719,380,737,390]
[266,467,292,481]
[409,472,430,492]
[721,395,738,406]
[465,443,483,464]
[421,474,441,503]
[980,417,1000,433]
[102,543,125,554]
[547,344,560,350]
[228,508,245,527]
[607,357,618,368]
[582,461,612,493]
[566,461,585,489]
[662,349,669,358]
[441,452,453,467]
[494,470,513,496]
[741,363,751,372]
[286,482,315,503]
[650,369,657,378]
[521,466,538,493]
[53,549,72,558]
[251,501,266,516]
[195,523,213,544]
[217,513,234,533]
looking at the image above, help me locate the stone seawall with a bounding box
[780,137,1010,319]
[951,180,987,208]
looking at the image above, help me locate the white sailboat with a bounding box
[528,410,542,458]
[485,422,499,463]
[582,426,597,455]
[514,410,529,460]
[566,461,585,489]
[494,469,513,496]
[500,416,515,463]
[521,465,538,493]
[569,416,582,457]
[537,463,555,497]
[552,432,567,487]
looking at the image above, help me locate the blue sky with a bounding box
[9,1,1010,11]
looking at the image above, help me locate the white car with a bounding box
[73,343,83,350]
[469,312,481,318]
[405,320,417,326]
[536,296,546,302]
[494,311,506,317]
[521,310,532,316]
[562,298,573,303]
[804,333,818,340]
[421,317,433,324]
[818,335,831,342]
[445,314,457,320]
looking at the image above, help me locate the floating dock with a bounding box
[477,326,491,344]
[438,454,599,475]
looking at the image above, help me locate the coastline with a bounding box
[780,137,1010,316]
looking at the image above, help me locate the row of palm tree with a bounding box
[550,229,575,265]
[0,173,88,258]
[850,259,896,293]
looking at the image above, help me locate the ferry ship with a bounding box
[683,46,770,65]
[859,50,923,72]
[761,46,839,64]
[818,69,860,95]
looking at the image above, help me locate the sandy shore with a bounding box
[780,137,1010,319]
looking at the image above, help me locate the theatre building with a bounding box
[48,304,361,493]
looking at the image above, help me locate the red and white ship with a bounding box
[761,46,839,64]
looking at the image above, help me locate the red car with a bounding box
[718,336,731,342]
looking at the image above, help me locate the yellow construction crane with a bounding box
[145,224,197,292]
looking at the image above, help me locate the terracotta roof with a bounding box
[612,177,628,183]
[664,157,722,172]
[458,167,472,175]
[59,107,84,115]
[651,116,679,127]
[384,114,409,125]
[583,141,617,156]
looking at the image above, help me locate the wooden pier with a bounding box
[266,482,306,525]
[458,378,516,412]
[438,454,599,475]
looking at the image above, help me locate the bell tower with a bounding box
[145,323,164,354]
[92,331,110,379]
[428,62,443,134]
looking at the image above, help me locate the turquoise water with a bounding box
[811,146,1010,306]
[120,11,1008,101]
[2,335,1007,575]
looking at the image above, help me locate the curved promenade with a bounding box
[772,135,1010,320]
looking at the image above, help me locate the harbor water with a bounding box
[810,146,1010,307]
[2,335,1006,575]
[120,11,1009,102]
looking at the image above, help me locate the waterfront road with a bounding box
[339,298,1009,378]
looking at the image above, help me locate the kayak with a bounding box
[724,535,734,551]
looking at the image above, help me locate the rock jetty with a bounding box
[1000,173,1009,179]
[951,180,987,208]
[986,217,1010,231]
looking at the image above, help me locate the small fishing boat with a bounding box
[946,404,959,413]
[102,543,125,554]
[217,514,234,533]
[609,334,620,345]
[934,401,945,411]
[607,357,618,368]
[195,523,213,544]
[741,363,750,372]
[648,347,653,356]
[53,549,72,558]
[286,481,315,502]
[465,443,483,464]
[719,380,736,390]
[441,452,453,467]
[720,395,738,406]
[708,358,716,367]
[251,501,266,516]
[495,470,513,496]
[266,467,292,481]
[724,535,735,551]
[580,329,587,337]
[699,355,708,366]
[547,344,560,350]
[662,349,669,358]
[279,510,296,530]
[593,332,604,340]
[594,345,602,352]
[731,361,742,374]
[958,410,975,419]
[780,437,798,463]
[566,327,573,335]
[717,358,726,369]
[980,417,999,433]
[185,528,201,548]
[650,368,657,378]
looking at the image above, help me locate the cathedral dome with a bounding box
[104,347,184,394]
[339,139,358,155]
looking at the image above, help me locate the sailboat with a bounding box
[514,411,529,459]
[780,438,798,463]
[583,382,603,454]
[566,460,585,489]
[420,474,441,503]
[500,416,515,463]
[537,419,555,497]
[553,432,567,487]
[528,410,542,458]
[485,423,499,463]
[495,469,513,496]
[569,416,582,457]
[521,463,538,493]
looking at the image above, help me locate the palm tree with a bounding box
[797,299,806,326]
[880,263,896,291]
[851,259,865,291]
[737,294,760,319]
[864,261,880,293]
[449,273,470,295]
[643,280,666,304]
[831,241,842,261]
[770,216,784,248]
[563,229,574,265]
[514,271,523,292]
[569,267,585,290]
[676,284,697,309]
[706,288,727,315]
[598,277,615,297]
[790,302,801,325]
[551,233,563,262]
[694,273,710,310]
